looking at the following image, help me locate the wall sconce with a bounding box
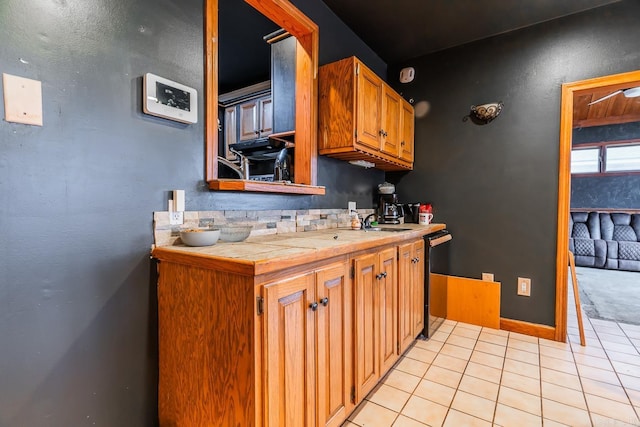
[465,101,503,125]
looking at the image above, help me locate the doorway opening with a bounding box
[555,70,640,341]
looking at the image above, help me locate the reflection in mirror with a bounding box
[218,0,276,94]
[217,2,299,182]
[205,0,323,194]
[217,0,279,180]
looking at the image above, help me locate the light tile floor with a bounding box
[343,313,640,426]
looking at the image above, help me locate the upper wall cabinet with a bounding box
[318,57,414,171]
[205,0,325,195]
[399,99,415,163]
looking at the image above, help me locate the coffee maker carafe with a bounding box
[378,193,401,224]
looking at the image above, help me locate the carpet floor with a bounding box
[573,266,640,325]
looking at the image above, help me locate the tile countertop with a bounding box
[151,223,446,276]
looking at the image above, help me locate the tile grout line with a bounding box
[489,326,508,426]
[570,309,598,427]
[537,337,545,426]
[347,315,640,427]
[615,319,640,422]
[571,307,640,426]
[448,324,483,425]
[595,317,640,423]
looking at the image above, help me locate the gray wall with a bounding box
[571,122,640,209]
[388,0,640,326]
[0,0,383,424]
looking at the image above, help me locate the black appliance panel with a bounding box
[422,229,452,339]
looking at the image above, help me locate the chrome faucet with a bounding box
[217,153,250,180]
[362,213,378,230]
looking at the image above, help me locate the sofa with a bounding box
[569,211,640,271]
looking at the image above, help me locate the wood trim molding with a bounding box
[556,69,640,342]
[208,179,325,194]
[205,0,320,191]
[500,318,555,341]
[574,114,640,129]
[205,0,218,182]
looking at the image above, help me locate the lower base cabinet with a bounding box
[156,238,425,426]
[263,272,316,427]
[353,247,398,402]
[398,240,425,354]
[315,264,354,427]
[263,262,352,427]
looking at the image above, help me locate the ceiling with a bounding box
[321,0,622,63]
[573,83,640,128]
[321,0,639,128]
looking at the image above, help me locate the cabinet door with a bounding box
[259,97,273,138]
[353,253,379,402]
[399,240,426,352]
[224,106,238,160]
[378,247,399,374]
[315,263,352,427]
[355,64,383,151]
[411,240,425,338]
[380,86,401,156]
[239,100,260,141]
[263,273,316,427]
[397,242,414,354]
[399,100,415,162]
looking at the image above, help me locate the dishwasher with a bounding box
[421,229,452,338]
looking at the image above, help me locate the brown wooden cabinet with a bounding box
[399,98,415,163]
[398,240,425,354]
[354,64,383,151]
[154,233,433,426]
[263,272,316,427]
[260,261,353,427]
[156,264,261,427]
[314,263,353,427]
[318,56,414,171]
[381,85,401,157]
[352,247,398,402]
[239,96,273,141]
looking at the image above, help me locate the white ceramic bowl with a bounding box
[219,225,252,242]
[179,228,220,246]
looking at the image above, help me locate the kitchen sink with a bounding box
[365,227,413,232]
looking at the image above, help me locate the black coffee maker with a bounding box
[378,193,402,224]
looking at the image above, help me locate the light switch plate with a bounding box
[173,190,185,212]
[3,73,43,126]
[482,272,494,282]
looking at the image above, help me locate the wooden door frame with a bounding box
[555,69,640,342]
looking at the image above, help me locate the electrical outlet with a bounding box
[169,211,184,225]
[482,272,494,282]
[348,201,356,212]
[518,277,531,296]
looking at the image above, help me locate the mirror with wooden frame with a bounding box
[205,0,325,195]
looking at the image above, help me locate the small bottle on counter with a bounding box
[350,211,361,230]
